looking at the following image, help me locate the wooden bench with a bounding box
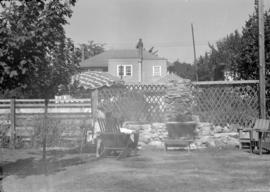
[164,139,193,151]
[164,121,196,152]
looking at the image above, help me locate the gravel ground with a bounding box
[0,146,270,192]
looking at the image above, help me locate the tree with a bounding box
[0,0,77,97]
[79,40,105,61]
[236,10,270,81]
[0,0,77,165]
[196,8,270,81]
[215,31,242,79]
[196,53,212,81]
[195,30,242,81]
[167,61,196,80]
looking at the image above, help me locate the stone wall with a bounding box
[124,120,240,149]
[124,122,167,148]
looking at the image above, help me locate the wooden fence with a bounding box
[0,98,91,114]
[0,99,92,148]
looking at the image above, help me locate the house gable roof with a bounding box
[80,49,166,68]
[154,73,186,85]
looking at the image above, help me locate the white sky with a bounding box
[65,0,270,63]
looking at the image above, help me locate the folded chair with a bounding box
[96,117,138,159]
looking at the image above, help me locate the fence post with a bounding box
[90,89,98,144]
[91,89,98,121]
[42,98,49,162]
[10,97,16,149]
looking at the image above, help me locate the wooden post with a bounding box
[258,0,266,118]
[91,89,98,126]
[42,98,49,162]
[10,98,16,149]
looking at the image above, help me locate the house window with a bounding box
[117,65,132,77]
[125,65,132,76]
[153,66,161,76]
[118,65,124,77]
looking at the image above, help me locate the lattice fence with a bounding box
[98,84,167,122]
[96,81,260,125]
[192,81,259,126]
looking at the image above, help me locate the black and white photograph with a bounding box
[0,0,270,191]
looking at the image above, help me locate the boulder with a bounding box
[195,122,214,136]
[214,136,239,147]
[213,125,223,133]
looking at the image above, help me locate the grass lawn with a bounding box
[0,146,270,192]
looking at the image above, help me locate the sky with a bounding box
[65,0,270,63]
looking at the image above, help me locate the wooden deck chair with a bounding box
[249,119,270,153]
[250,119,270,155]
[96,117,138,159]
[238,119,270,151]
[260,130,270,154]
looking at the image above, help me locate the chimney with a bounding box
[136,38,143,60]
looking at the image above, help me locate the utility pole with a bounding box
[191,23,198,81]
[258,0,266,118]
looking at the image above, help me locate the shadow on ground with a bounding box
[0,146,97,178]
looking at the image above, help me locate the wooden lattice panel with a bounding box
[98,84,167,122]
[192,83,259,126]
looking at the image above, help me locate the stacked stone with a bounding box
[149,123,167,141]
[190,122,240,149]
[124,120,240,149]
[124,122,167,147]
[164,77,194,122]
[195,122,215,136]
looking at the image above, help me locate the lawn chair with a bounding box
[259,129,270,155]
[250,119,270,153]
[238,129,251,150]
[249,119,270,155]
[96,117,138,159]
[239,119,270,153]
